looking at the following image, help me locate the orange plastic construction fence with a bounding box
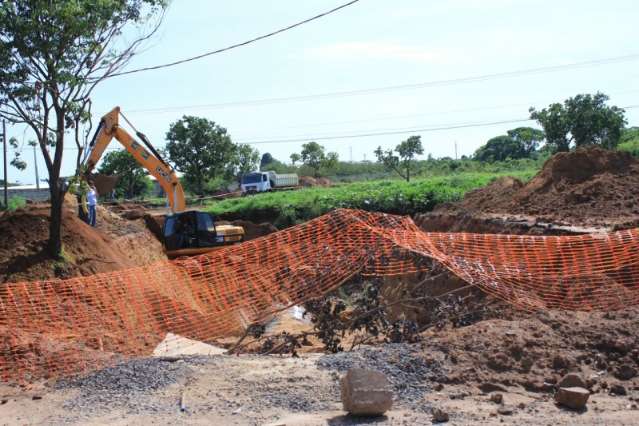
[1,209,639,384]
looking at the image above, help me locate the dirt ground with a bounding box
[1,307,638,425]
[421,147,639,231]
[0,199,166,284]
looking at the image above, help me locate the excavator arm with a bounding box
[82,106,186,213]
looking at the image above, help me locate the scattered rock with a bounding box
[552,355,572,371]
[497,406,514,415]
[434,383,444,391]
[555,387,590,410]
[340,369,393,416]
[31,395,43,400]
[432,407,449,423]
[479,382,507,393]
[610,384,627,396]
[490,393,503,404]
[558,373,586,389]
[614,365,637,381]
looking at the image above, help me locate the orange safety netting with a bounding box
[1,208,639,383]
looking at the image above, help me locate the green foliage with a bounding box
[235,144,260,178]
[290,152,301,166]
[618,127,639,157]
[474,135,526,162]
[374,135,424,181]
[507,127,545,155]
[299,142,339,177]
[206,169,535,228]
[98,149,152,198]
[8,137,27,170]
[165,116,237,196]
[260,153,275,169]
[530,92,626,152]
[4,196,26,211]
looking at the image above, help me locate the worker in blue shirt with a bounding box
[87,183,98,227]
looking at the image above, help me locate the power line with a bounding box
[235,104,639,143]
[6,105,639,151]
[238,118,534,145]
[127,53,639,113]
[109,0,361,78]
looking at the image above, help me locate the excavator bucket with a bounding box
[91,173,119,196]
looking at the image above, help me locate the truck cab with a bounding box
[241,172,272,194]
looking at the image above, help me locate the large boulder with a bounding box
[558,373,586,389]
[340,369,393,416]
[555,386,590,410]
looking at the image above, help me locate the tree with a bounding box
[260,153,274,170]
[530,92,626,152]
[474,135,527,162]
[290,152,301,166]
[506,127,545,155]
[374,135,424,182]
[8,137,26,170]
[165,116,236,195]
[0,1,166,257]
[98,149,151,198]
[299,141,339,177]
[235,144,260,179]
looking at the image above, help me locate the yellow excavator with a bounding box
[82,106,244,258]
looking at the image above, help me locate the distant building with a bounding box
[6,184,50,202]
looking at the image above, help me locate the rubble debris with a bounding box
[555,386,590,410]
[340,368,393,416]
[558,373,587,389]
[490,393,503,404]
[431,407,449,423]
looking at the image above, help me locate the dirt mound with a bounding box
[0,202,166,283]
[444,147,639,227]
[424,307,639,395]
[299,176,332,188]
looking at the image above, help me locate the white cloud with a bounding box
[306,41,454,64]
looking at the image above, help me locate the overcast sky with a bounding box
[5,0,639,184]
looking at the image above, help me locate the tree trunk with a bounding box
[47,179,64,258]
[406,162,410,182]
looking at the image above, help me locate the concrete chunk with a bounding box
[555,386,590,410]
[340,368,393,416]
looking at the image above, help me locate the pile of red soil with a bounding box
[446,147,639,227]
[423,307,639,395]
[0,202,166,284]
[299,176,332,187]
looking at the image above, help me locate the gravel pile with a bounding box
[56,356,205,415]
[316,343,443,409]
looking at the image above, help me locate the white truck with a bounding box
[240,171,299,194]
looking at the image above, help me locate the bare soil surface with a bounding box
[1,307,638,425]
[0,200,166,284]
[420,147,639,231]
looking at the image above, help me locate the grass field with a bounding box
[206,170,537,227]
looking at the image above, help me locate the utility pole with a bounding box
[32,142,40,190]
[2,119,7,208]
[454,140,458,160]
[349,146,353,163]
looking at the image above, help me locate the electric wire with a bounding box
[127,53,639,113]
[108,0,361,78]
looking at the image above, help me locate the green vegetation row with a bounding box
[206,170,536,228]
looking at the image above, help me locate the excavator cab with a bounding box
[163,211,244,258]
